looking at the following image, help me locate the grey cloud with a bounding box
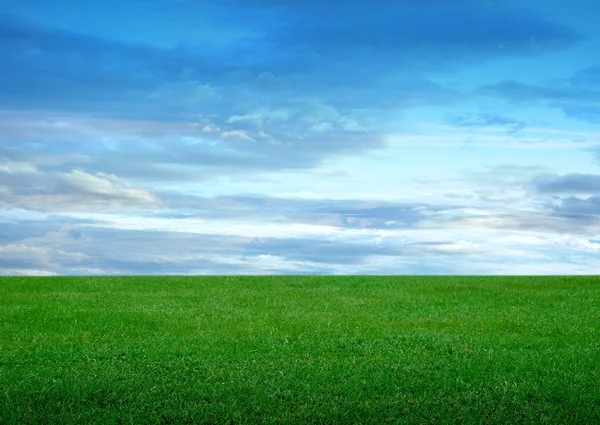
[465,210,599,234]
[533,173,600,194]
[547,196,600,218]
[0,225,250,274]
[528,173,600,224]
[0,212,480,275]
[158,193,447,229]
[437,165,600,233]
[5,189,598,275]
[0,218,88,243]
[455,164,550,204]
[0,243,86,271]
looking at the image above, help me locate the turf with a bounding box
[0,276,599,424]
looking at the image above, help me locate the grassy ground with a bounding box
[0,276,599,424]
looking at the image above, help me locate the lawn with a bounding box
[0,276,599,424]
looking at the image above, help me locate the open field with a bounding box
[0,276,599,424]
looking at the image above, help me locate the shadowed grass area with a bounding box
[1,276,599,424]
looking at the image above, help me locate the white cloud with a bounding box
[220,130,257,142]
[338,117,366,132]
[554,235,600,252]
[0,243,49,256]
[201,123,221,133]
[491,235,550,246]
[226,109,293,125]
[59,170,159,206]
[65,213,395,241]
[0,269,58,276]
[308,122,334,133]
[0,158,37,174]
[435,240,475,252]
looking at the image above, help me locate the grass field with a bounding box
[0,276,599,424]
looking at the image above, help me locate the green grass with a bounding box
[1,276,599,424]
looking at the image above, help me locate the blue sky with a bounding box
[1,0,600,275]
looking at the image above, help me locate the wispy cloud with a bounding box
[481,65,600,123]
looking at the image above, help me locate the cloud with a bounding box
[0,268,57,276]
[0,165,159,211]
[526,172,600,224]
[533,173,600,194]
[0,2,582,114]
[562,105,600,123]
[444,208,600,235]
[3,194,600,275]
[243,237,402,265]
[548,196,600,217]
[480,80,584,103]
[0,213,485,275]
[0,215,94,243]
[0,13,251,116]
[0,109,389,183]
[0,3,583,183]
[480,65,600,123]
[568,65,600,90]
[0,243,86,272]
[554,235,600,253]
[263,0,582,64]
[0,158,37,174]
[3,216,599,275]
[0,244,53,269]
[447,113,527,135]
[157,193,442,229]
[59,170,158,204]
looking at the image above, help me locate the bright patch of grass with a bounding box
[1,276,599,424]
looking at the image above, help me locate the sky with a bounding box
[1,0,600,275]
